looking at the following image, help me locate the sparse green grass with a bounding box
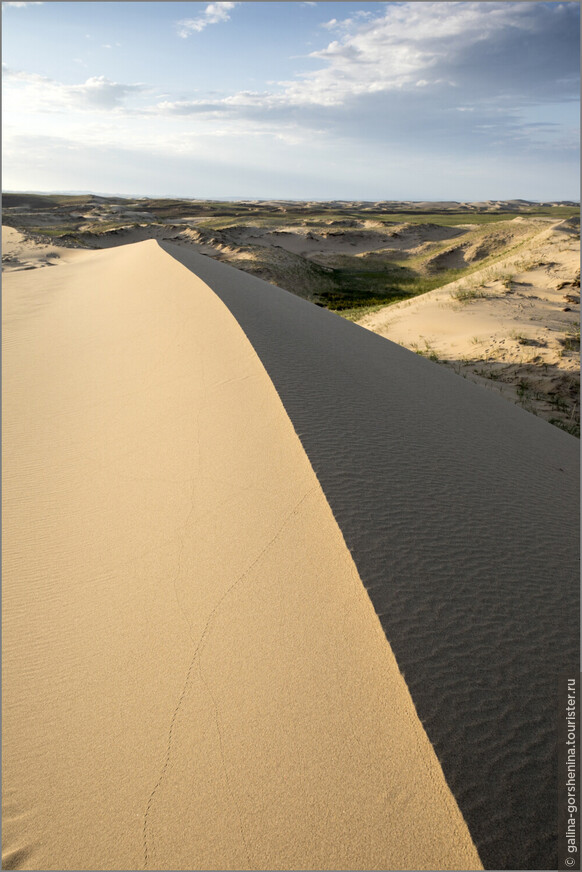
[458,229,546,277]
[27,219,139,236]
[82,221,144,234]
[560,325,581,352]
[549,418,580,438]
[412,339,440,362]
[26,225,75,237]
[195,208,577,230]
[377,213,518,226]
[373,208,578,225]
[550,393,571,412]
[451,286,488,302]
[335,303,388,321]
[319,290,412,312]
[509,332,548,348]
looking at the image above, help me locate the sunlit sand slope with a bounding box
[2,238,481,871]
[161,240,580,871]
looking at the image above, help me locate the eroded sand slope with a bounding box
[2,235,481,871]
[357,219,580,431]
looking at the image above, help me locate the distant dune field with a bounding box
[4,197,578,436]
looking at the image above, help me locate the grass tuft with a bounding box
[450,287,487,303]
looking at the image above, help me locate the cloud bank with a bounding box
[2,1,579,198]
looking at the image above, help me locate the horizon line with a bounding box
[3,189,580,205]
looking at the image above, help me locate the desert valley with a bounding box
[3,194,580,434]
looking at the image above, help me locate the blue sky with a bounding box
[2,1,580,200]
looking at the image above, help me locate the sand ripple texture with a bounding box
[3,237,481,871]
[161,240,580,871]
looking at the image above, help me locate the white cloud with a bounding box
[71,75,145,109]
[176,2,237,38]
[2,2,43,8]
[256,2,579,111]
[321,11,372,33]
[3,67,146,112]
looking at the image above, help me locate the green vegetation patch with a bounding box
[25,225,78,237]
[334,303,390,321]
[320,259,467,315]
[372,208,578,225]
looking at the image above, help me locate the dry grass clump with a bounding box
[450,286,488,303]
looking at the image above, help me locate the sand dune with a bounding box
[3,227,579,870]
[160,239,579,871]
[2,233,482,870]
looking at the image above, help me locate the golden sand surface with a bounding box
[2,232,482,870]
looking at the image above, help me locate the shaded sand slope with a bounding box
[161,241,580,871]
[2,239,481,870]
